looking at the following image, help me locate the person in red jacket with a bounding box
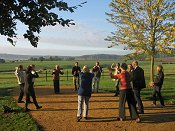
[109,63,140,123]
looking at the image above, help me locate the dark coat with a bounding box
[154,72,164,87]
[24,72,39,94]
[132,66,146,90]
[72,66,81,77]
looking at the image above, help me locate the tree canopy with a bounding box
[0,0,86,47]
[106,0,175,82]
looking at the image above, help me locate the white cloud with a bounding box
[0,21,131,56]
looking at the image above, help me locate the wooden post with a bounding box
[46,70,47,81]
[67,70,68,81]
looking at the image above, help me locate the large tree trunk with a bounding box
[150,55,155,83]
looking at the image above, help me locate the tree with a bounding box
[0,0,86,47]
[106,0,175,83]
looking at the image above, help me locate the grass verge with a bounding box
[0,88,43,131]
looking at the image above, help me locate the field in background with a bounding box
[0,60,175,130]
[0,60,175,101]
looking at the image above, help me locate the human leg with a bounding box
[157,86,165,106]
[152,87,157,105]
[118,90,126,120]
[127,90,139,119]
[73,77,77,91]
[133,89,144,114]
[53,80,59,93]
[30,88,42,109]
[96,77,100,93]
[92,77,96,92]
[83,96,90,118]
[18,83,24,102]
[77,95,84,121]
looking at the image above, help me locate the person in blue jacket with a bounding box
[77,65,94,122]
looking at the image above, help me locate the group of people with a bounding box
[15,61,165,123]
[76,61,165,123]
[15,64,42,112]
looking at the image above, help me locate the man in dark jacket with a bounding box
[72,62,81,91]
[132,61,146,114]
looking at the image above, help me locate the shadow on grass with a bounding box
[0,88,44,131]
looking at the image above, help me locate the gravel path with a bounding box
[13,86,175,131]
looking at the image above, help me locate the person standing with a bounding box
[52,65,64,94]
[77,65,94,122]
[92,61,103,93]
[128,64,134,89]
[72,62,81,91]
[111,63,121,96]
[24,65,42,112]
[109,63,140,122]
[132,61,146,114]
[15,65,25,103]
[152,65,165,107]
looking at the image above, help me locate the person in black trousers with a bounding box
[109,63,141,123]
[132,61,146,114]
[52,65,64,94]
[24,65,42,112]
[72,62,81,91]
[152,65,165,107]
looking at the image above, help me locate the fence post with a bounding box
[67,70,68,81]
[46,70,47,81]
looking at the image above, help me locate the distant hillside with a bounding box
[0,53,122,61]
[75,54,122,60]
[0,53,33,60]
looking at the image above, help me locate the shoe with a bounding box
[114,94,118,97]
[160,105,165,108]
[25,108,31,112]
[36,106,42,110]
[138,111,144,114]
[77,116,82,122]
[151,103,156,107]
[18,101,24,103]
[84,117,88,120]
[116,117,124,121]
[136,118,141,123]
[28,101,33,103]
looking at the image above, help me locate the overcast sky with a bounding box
[0,0,131,56]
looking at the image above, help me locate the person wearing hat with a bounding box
[77,65,94,122]
[109,63,141,123]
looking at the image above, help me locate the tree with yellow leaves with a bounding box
[106,0,175,83]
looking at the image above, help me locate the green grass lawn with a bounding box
[0,89,41,131]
